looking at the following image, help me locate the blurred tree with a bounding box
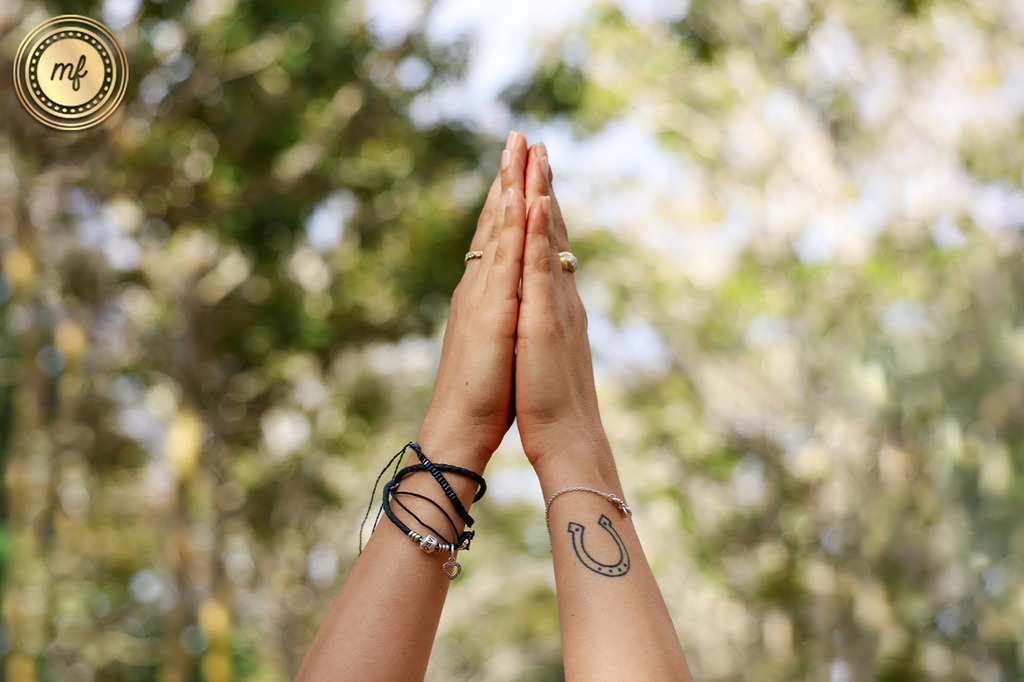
[0,1,491,680]
[2,0,1024,681]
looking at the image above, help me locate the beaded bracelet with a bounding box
[407,442,481,527]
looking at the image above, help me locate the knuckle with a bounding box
[566,300,582,322]
[477,208,494,231]
[494,241,515,264]
[551,316,569,340]
[574,303,589,331]
[530,306,566,335]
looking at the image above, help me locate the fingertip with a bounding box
[526,194,547,234]
[504,133,529,191]
[510,131,528,156]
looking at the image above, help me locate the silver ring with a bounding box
[559,251,578,272]
[464,250,483,263]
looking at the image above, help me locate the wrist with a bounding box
[383,431,490,545]
[415,418,495,475]
[531,437,622,500]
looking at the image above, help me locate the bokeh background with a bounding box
[2,0,1024,680]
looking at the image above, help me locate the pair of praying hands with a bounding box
[296,133,691,682]
[418,130,610,483]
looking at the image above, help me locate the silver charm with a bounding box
[442,556,462,580]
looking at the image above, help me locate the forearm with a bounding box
[295,430,485,682]
[535,439,693,682]
[296,130,523,681]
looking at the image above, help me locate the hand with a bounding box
[416,132,530,468]
[515,142,614,480]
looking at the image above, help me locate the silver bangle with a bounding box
[544,486,632,532]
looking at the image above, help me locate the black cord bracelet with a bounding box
[381,477,475,554]
[389,488,461,548]
[381,452,485,552]
[358,442,487,580]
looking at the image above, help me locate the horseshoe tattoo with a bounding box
[567,514,630,577]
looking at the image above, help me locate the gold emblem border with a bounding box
[13,15,129,131]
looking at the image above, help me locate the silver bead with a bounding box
[419,535,438,553]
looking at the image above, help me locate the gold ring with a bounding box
[559,251,578,272]
[464,250,483,264]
